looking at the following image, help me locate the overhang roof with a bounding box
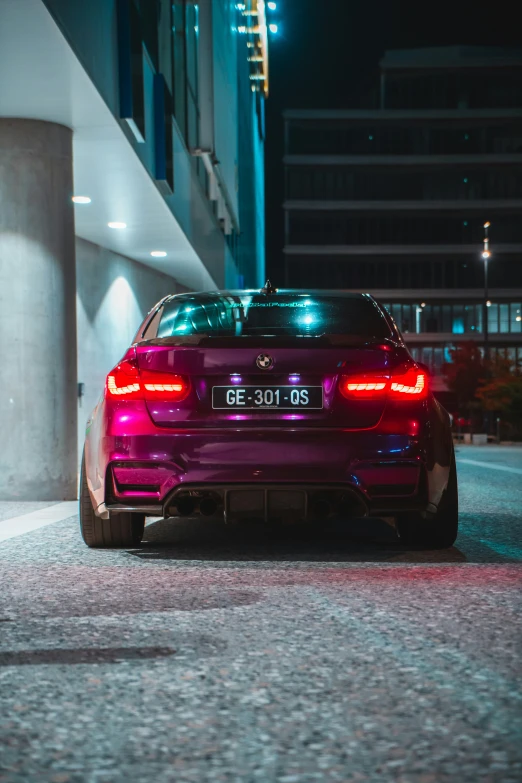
[0,0,216,290]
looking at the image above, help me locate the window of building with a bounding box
[382,302,522,335]
[499,304,510,333]
[172,2,187,137]
[287,213,522,246]
[385,68,522,111]
[487,303,498,333]
[171,0,201,149]
[378,341,522,375]
[510,303,522,333]
[158,0,173,94]
[285,255,522,292]
[288,120,522,156]
[286,166,522,201]
[490,261,522,288]
[131,0,160,72]
[185,2,200,150]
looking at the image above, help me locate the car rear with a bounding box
[82,289,446,534]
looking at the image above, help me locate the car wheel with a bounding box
[79,453,145,548]
[397,451,458,549]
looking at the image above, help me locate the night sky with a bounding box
[264,0,520,282]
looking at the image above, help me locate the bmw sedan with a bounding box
[80,286,458,549]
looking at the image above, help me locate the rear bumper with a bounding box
[87,428,437,518]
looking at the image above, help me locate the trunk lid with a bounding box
[136,337,404,429]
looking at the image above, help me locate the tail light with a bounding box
[140,370,190,402]
[340,376,388,399]
[107,361,141,397]
[106,360,190,402]
[390,367,427,398]
[340,366,428,401]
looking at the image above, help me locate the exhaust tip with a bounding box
[176,497,195,516]
[200,498,218,517]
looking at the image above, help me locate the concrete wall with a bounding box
[76,237,181,460]
[0,119,77,500]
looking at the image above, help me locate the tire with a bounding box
[79,454,145,548]
[397,451,458,549]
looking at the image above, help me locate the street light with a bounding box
[482,221,491,359]
[481,222,492,436]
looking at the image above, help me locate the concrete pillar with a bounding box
[0,119,77,500]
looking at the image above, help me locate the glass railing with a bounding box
[409,344,522,374]
[384,302,522,335]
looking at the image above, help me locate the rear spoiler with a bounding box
[136,335,401,349]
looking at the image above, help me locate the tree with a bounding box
[441,341,488,414]
[476,359,522,437]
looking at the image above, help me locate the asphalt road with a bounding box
[0,445,521,783]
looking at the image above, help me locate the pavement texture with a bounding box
[0,445,521,783]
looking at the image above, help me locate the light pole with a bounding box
[482,221,491,436]
[482,221,491,360]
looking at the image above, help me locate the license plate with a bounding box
[212,386,323,410]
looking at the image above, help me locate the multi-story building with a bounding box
[0,0,271,498]
[283,46,522,401]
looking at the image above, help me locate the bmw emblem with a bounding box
[256,353,274,370]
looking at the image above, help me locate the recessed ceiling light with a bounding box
[72,196,91,204]
[108,222,126,229]
[150,250,167,257]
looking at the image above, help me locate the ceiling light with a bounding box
[150,250,167,258]
[108,222,127,229]
[269,23,278,33]
[268,1,277,8]
[72,196,91,204]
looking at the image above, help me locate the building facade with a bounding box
[283,47,522,400]
[0,0,270,499]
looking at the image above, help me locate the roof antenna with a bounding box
[260,279,278,295]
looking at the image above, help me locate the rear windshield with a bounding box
[148,294,391,340]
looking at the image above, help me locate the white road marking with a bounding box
[0,502,77,543]
[458,458,522,476]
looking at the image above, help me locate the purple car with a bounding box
[80,286,458,549]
